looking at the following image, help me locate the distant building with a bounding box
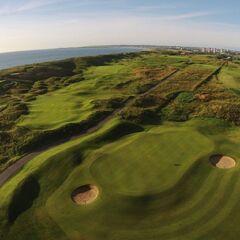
[200,47,228,54]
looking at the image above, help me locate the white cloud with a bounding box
[161,11,217,20]
[16,0,58,12]
[0,0,65,15]
[0,0,119,16]
[0,15,239,53]
[0,1,238,52]
[135,4,181,12]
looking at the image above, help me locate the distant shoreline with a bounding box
[0,44,239,55]
[0,45,145,55]
[0,46,144,71]
[0,45,238,71]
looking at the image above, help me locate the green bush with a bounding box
[176,92,195,103]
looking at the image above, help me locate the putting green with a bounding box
[90,129,214,195]
[44,123,239,240]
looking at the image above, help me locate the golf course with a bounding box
[0,50,239,240]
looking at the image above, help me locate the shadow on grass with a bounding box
[95,122,144,144]
[8,176,40,224]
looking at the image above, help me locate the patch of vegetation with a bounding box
[0,51,185,170]
[176,92,195,103]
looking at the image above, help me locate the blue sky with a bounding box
[0,0,239,52]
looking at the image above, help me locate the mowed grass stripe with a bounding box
[113,167,219,234]
[157,173,237,239]
[199,175,240,239]
[104,171,234,239]
[167,172,240,240]
[150,168,222,224]
[119,171,229,234]
[114,173,234,240]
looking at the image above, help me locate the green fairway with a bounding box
[0,51,240,240]
[219,65,240,89]
[18,86,91,129]
[1,118,239,240]
[17,64,133,130]
[44,121,239,240]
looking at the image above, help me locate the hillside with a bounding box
[0,51,239,240]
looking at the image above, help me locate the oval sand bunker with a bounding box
[71,184,99,205]
[210,155,236,169]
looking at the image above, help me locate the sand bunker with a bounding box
[196,93,211,101]
[210,155,236,169]
[71,184,99,205]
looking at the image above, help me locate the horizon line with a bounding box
[0,44,239,55]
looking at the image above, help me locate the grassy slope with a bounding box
[0,52,240,240]
[46,120,240,240]
[0,118,143,239]
[0,118,240,240]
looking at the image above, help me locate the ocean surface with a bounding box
[0,47,143,70]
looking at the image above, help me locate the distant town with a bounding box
[168,46,239,55]
[101,44,240,57]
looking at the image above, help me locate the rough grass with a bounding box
[2,52,236,170]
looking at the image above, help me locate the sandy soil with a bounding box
[210,155,236,169]
[71,185,99,205]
